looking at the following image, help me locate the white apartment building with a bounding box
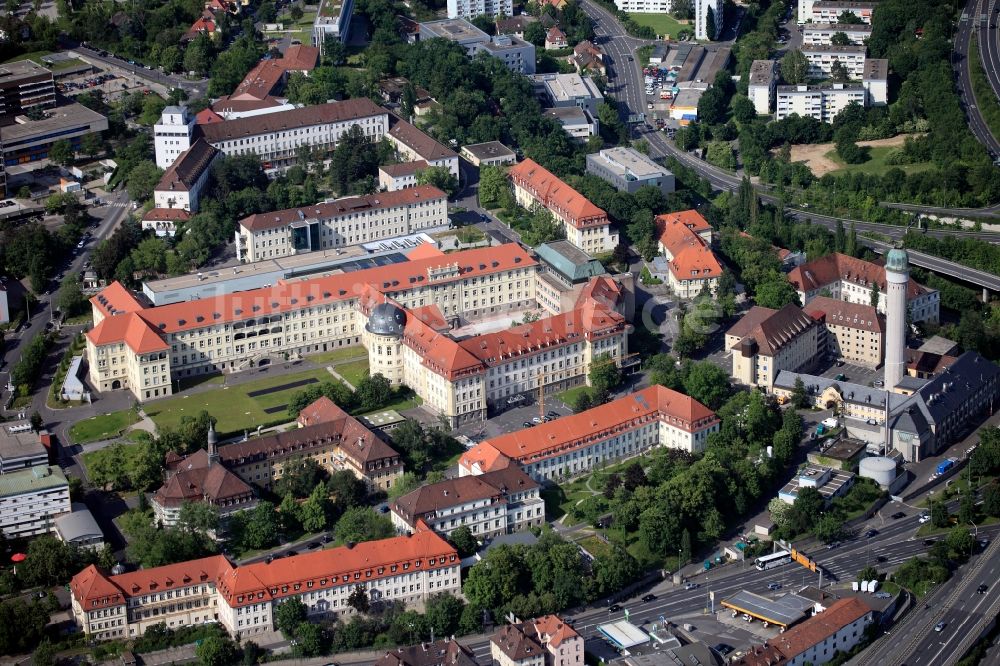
[235,185,448,262]
[748,59,778,115]
[461,385,720,482]
[695,0,723,40]
[863,58,888,105]
[788,253,940,325]
[154,106,195,170]
[447,0,512,20]
[386,118,460,178]
[0,420,50,473]
[312,0,354,48]
[801,44,867,78]
[776,84,866,122]
[391,464,544,538]
[0,466,70,539]
[802,23,872,45]
[585,146,675,195]
[71,531,460,641]
[726,304,820,391]
[154,99,389,173]
[532,73,605,116]
[419,19,536,75]
[808,1,877,24]
[614,0,674,13]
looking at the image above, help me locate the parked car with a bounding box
[608,603,622,612]
[713,644,734,656]
[918,514,931,524]
[532,416,542,424]
[522,421,532,428]
[890,512,906,520]
[642,594,656,602]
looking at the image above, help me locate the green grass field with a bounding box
[555,385,592,407]
[306,347,366,366]
[825,146,933,176]
[68,410,140,444]
[146,367,333,436]
[628,13,687,39]
[336,359,371,387]
[81,441,144,478]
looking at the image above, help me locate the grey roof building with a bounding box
[585,147,675,195]
[535,241,607,284]
[0,421,48,474]
[54,503,105,550]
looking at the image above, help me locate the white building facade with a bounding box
[695,0,723,40]
[0,466,70,539]
[776,84,866,122]
[447,0,512,19]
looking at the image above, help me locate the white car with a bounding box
[918,515,931,524]
[822,418,839,428]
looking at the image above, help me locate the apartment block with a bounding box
[509,158,618,255]
[788,252,940,324]
[313,0,354,48]
[863,58,888,105]
[614,0,674,13]
[0,60,55,123]
[776,84,866,123]
[585,146,675,195]
[726,304,820,391]
[235,185,448,262]
[801,44,867,79]
[748,60,778,115]
[802,23,872,46]
[806,296,884,368]
[70,531,460,641]
[391,463,544,537]
[460,385,720,482]
[378,161,428,191]
[0,466,70,539]
[809,1,877,24]
[695,0,722,40]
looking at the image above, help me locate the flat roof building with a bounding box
[0,465,70,539]
[543,106,598,140]
[54,503,105,551]
[532,73,604,115]
[748,60,778,115]
[863,58,889,105]
[419,19,536,74]
[779,465,856,505]
[0,421,49,473]
[0,60,55,124]
[776,83,866,123]
[313,0,354,48]
[460,141,516,167]
[801,43,867,79]
[802,22,872,45]
[1,103,107,170]
[585,147,675,195]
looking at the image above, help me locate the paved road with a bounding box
[864,237,1000,292]
[71,45,209,99]
[955,0,1000,157]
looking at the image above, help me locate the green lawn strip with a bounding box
[555,385,591,407]
[81,441,143,477]
[2,51,52,65]
[306,347,367,366]
[824,146,933,176]
[68,410,140,444]
[145,368,332,436]
[575,535,613,559]
[336,359,371,386]
[628,13,686,39]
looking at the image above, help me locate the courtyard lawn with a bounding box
[336,359,371,387]
[628,13,687,39]
[555,385,592,407]
[825,146,933,176]
[68,410,140,444]
[81,441,144,478]
[306,347,367,366]
[145,367,334,436]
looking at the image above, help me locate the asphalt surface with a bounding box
[961,0,1000,157]
[71,45,209,99]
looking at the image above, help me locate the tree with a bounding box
[831,31,851,46]
[731,94,756,123]
[781,50,809,85]
[127,160,164,202]
[177,501,220,534]
[792,376,809,408]
[589,352,621,396]
[984,482,1000,517]
[0,598,49,655]
[30,411,43,431]
[80,132,104,158]
[183,34,213,76]
[292,621,326,657]
[870,281,880,308]
[355,373,392,411]
[196,634,241,666]
[290,4,303,19]
[858,565,878,582]
[524,21,546,47]
[959,493,977,526]
[682,361,731,410]
[48,139,73,166]
[275,597,307,637]
[478,165,510,208]
[831,59,851,83]
[705,5,716,40]
[837,10,864,24]
[348,585,370,613]
[754,278,800,309]
[450,525,478,557]
[334,506,395,544]
[18,536,76,587]
[55,274,86,316]
[680,528,692,565]
[33,639,56,666]
[241,501,281,550]
[300,484,331,532]
[416,165,459,198]
[274,457,326,499]
[930,499,950,528]
[946,525,975,559]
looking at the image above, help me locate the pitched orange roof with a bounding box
[575,276,621,311]
[86,312,169,354]
[766,597,872,660]
[89,281,146,319]
[281,44,319,71]
[406,241,446,261]
[408,303,448,330]
[787,252,930,300]
[656,209,712,234]
[70,564,126,611]
[296,395,348,426]
[462,385,718,469]
[529,614,580,648]
[669,244,723,281]
[509,158,608,229]
[90,243,535,337]
[142,208,192,222]
[107,555,231,599]
[216,531,456,607]
[655,210,721,281]
[459,444,511,475]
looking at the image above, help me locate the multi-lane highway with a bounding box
[956,0,1000,157]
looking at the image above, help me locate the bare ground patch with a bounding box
[786,135,917,176]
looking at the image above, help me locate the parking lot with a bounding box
[456,396,575,441]
[815,360,883,388]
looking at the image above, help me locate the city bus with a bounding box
[755,551,792,571]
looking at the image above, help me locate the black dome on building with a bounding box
[367,302,407,337]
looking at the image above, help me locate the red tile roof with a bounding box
[380,160,429,178]
[155,138,219,193]
[281,45,319,72]
[375,639,478,666]
[153,450,254,508]
[526,614,581,648]
[209,96,285,115]
[406,242,446,261]
[296,395,348,427]
[765,597,872,661]
[509,159,608,229]
[231,59,287,101]
[86,312,169,354]
[89,244,535,339]
[388,117,458,162]
[197,98,386,144]
[196,108,225,124]
[787,252,930,300]
[655,210,722,281]
[462,385,718,469]
[724,304,817,356]
[575,276,622,311]
[89,281,146,319]
[393,465,537,522]
[239,185,446,232]
[806,296,883,334]
[142,208,192,222]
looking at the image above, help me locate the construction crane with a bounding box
[535,352,642,421]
